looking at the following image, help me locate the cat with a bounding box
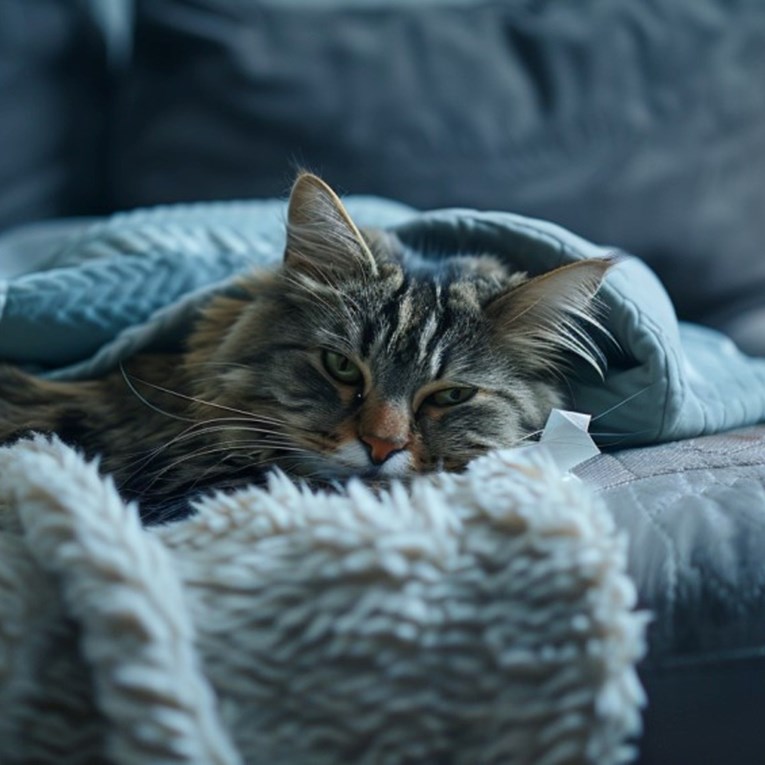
[0,173,612,519]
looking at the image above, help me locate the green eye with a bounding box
[428,386,477,407]
[322,350,363,385]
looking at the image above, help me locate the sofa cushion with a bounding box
[111,0,765,354]
[577,426,765,664]
[0,1,113,232]
[575,426,765,764]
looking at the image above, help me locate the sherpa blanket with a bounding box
[0,435,645,765]
[1,197,765,445]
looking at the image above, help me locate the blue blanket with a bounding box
[1,198,764,447]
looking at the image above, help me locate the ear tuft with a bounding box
[486,257,615,375]
[284,173,378,281]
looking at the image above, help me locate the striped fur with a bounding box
[0,174,611,515]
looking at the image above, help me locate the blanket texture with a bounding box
[1,198,765,445]
[0,436,646,765]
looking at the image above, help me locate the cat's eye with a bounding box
[427,386,477,407]
[322,350,363,385]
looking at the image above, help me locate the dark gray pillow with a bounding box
[111,0,765,354]
[0,1,114,233]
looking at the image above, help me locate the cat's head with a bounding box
[188,173,612,482]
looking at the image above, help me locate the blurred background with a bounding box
[1,0,764,353]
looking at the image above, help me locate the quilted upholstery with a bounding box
[578,425,765,663]
[576,426,765,764]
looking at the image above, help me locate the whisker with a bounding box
[588,429,654,439]
[183,360,256,373]
[187,452,244,493]
[124,374,272,421]
[512,428,544,445]
[146,439,311,485]
[169,422,291,444]
[187,448,324,494]
[136,443,278,495]
[119,363,197,423]
[590,383,657,423]
[116,418,295,489]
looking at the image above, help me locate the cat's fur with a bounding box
[0,173,611,516]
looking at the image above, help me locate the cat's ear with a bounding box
[284,173,379,280]
[486,258,614,374]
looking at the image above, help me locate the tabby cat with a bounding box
[0,173,611,518]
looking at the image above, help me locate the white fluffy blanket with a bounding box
[0,436,646,765]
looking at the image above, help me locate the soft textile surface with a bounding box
[0,2,111,232]
[0,436,645,765]
[1,200,764,447]
[574,425,765,765]
[0,197,413,369]
[576,424,765,666]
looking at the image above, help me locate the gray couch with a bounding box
[2,2,765,762]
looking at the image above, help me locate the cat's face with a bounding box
[188,174,610,482]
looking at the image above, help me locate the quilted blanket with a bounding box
[1,197,764,446]
[0,434,645,765]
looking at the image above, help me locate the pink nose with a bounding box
[360,434,406,465]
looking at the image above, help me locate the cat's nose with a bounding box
[360,434,407,465]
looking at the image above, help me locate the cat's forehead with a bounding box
[283,254,513,386]
[342,269,490,385]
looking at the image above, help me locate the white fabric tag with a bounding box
[538,409,601,473]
